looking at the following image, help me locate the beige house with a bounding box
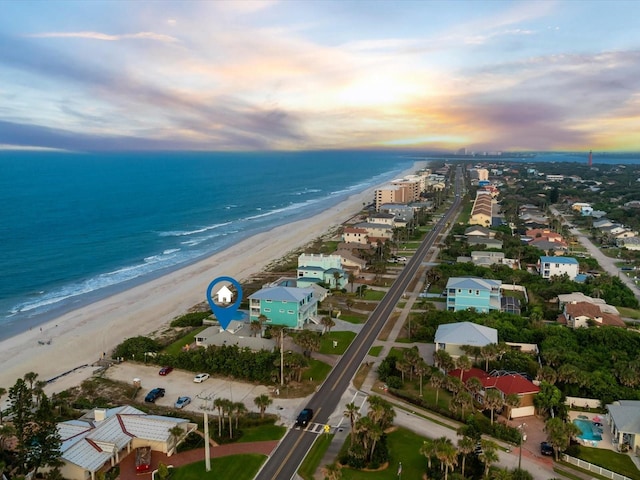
[342,227,369,245]
[55,406,196,480]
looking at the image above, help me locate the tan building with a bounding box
[470,191,495,226]
[343,226,369,244]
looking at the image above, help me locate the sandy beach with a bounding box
[0,162,423,395]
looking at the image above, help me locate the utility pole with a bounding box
[280,329,284,387]
[204,412,211,472]
[518,422,527,471]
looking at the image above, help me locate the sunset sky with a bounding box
[2,0,640,152]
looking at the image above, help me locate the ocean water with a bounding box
[0,150,415,337]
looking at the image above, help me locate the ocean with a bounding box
[0,150,416,338]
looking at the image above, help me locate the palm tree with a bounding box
[249,320,262,337]
[396,358,410,384]
[415,359,429,397]
[430,370,446,407]
[321,462,342,480]
[457,435,475,477]
[434,437,457,480]
[491,467,513,480]
[466,377,484,401]
[168,425,184,453]
[366,422,383,461]
[484,389,503,425]
[348,272,356,293]
[504,393,521,420]
[254,394,272,419]
[321,316,335,334]
[403,347,421,381]
[420,438,436,470]
[544,417,581,461]
[294,330,321,358]
[433,349,453,372]
[345,297,355,311]
[223,399,234,438]
[213,398,225,437]
[234,401,247,430]
[456,355,472,380]
[23,371,38,391]
[479,439,499,478]
[480,344,498,371]
[453,390,474,418]
[344,402,361,446]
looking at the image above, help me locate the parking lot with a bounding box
[104,362,311,424]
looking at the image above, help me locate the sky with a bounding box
[1,0,640,152]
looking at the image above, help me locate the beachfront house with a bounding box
[54,406,196,480]
[607,400,640,453]
[297,253,346,289]
[249,285,318,329]
[538,256,579,280]
[445,277,502,312]
[434,322,498,357]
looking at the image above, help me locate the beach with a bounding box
[0,162,423,395]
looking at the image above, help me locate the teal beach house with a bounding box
[445,277,502,312]
[249,286,318,329]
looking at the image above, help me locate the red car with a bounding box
[159,366,173,376]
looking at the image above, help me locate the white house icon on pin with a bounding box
[216,285,233,304]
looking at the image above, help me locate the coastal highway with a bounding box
[255,166,463,480]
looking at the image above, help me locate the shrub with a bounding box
[170,311,210,328]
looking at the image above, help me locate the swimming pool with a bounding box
[573,419,603,441]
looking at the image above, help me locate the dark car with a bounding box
[144,387,166,403]
[159,366,173,376]
[295,408,314,427]
[540,441,554,456]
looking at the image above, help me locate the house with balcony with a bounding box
[538,256,579,280]
[249,286,318,329]
[445,277,502,312]
[297,253,346,288]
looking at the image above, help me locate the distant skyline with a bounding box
[1,0,640,152]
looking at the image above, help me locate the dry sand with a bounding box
[0,162,423,396]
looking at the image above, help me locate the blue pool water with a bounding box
[573,419,602,441]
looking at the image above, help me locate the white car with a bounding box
[193,373,210,383]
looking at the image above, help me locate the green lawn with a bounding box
[302,358,332,382]
[362,290,386,301]
[162,326,208,356]
[368,346,383,357]
[339,313,368,324]
[618,306,640,319]
[298,434,334,480]
[341,428,428,479]
[319,331,356,354]
[574,446,640,480]
[171,455,266,480]
[238,423,286,443]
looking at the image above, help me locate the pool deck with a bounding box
[569,411,614,450]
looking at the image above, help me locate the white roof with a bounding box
[607,401,640,434]
[434,322,498,347]
[58,406,188,473]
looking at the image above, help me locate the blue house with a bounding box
[445,277,501,312]
[249,286,318,329]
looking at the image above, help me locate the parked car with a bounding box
[174,396,191,409]
[193,373,210,383]
[135,446,151,473]
[540,442,554,456]
[144,387,165,403]
[159,366,173,376]
[295,408,314,427]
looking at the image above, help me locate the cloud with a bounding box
[27,31,179,43]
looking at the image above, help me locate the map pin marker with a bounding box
[206,276,243,331]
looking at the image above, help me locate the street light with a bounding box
[517,423,527,471]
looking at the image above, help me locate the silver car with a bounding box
[174,396,191,409]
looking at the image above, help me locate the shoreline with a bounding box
[0,161,424,391]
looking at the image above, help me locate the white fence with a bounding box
[565,396,601,409]
[561,454,632,480]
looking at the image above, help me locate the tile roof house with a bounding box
[55,406,196,480]
[434,322,498,357]
[449,368,540,418]
[445,277,502,312]
[561,301,626,328]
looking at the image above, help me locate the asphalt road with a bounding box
[254,167,464,480]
